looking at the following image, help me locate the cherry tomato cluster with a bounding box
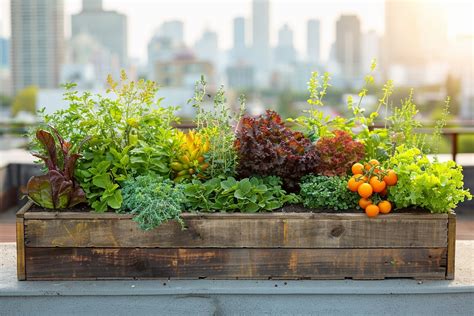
[347,159,398,218]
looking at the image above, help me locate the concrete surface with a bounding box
[0,242,473,315]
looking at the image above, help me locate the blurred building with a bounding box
[361,30,380,73]
[0,37,8,68]
[274,24,296,65]
[306,19,320,65]
[232,17,247,63]
[226,64,255,90]
[66,32,115,86]
[158,20,184,45]
[335,15,361,82]
[71,0,127,67]
[154,53,214,88]
[10,0,65,93]
[194,30,218,63]
[252,0,271,85]
[147,20,187,81]
[60,64,97,89]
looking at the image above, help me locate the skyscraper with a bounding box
[10,0,64,92]
[232,17,247,62]
[194,30,218,63]
[158,20,184,45]
[335,15,361,80]
[307,19,320,65]
[0,37,8,69]
[275,24,296,65]
[252,0,270,83]
[71,0,127,66]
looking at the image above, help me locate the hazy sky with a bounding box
[0,0,472,62]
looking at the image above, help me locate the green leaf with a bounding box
[107,189,123,209]
[92,173,111,189]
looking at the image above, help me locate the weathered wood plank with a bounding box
[24,216,448,248]
[16,217,26,280]
[23,210,448,220]
[24,247,448,280]
[446,212,456,279]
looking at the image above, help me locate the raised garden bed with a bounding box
[16,202,456,280]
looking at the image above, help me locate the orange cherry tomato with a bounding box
[378,201,392,214]
[352,163,364,175]
[365,204,380,218]
[359,198,372,210]
[369,176,387,193]
[358,183,373,198]
[383,170,398,186]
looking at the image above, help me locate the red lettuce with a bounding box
[235,110,319,191]
[26,128,87,209]
[316,130,365,176]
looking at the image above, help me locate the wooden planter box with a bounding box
[16,202,456,280]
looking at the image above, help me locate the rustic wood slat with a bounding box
[446,212,456,279]
[24,247,448,280]
[16,217,26,280]
[23,210,448,220]
[24,216,448,248]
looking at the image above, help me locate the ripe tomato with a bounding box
[383,170,398,186]
[365,204,380,217]
[358,183,373,198]
[378,201,392,214]
[364,159,380,171]
[348,175,365,192]
[351,163,364,175]
[369,176,387,193]
[359,198,372,209]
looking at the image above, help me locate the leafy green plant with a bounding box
[288,71,351,141]
[388,146,472,213]
[120,175,185,230]
[300,175,359,211]
[37,71,181,212]
[189,76,245,178]
[235,110,319,191]
[183,176,300,212]
[316,130,365,176]
[26,128,87,209]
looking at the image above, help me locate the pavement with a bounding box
[0,242,473,315]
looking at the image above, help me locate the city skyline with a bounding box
[1,0,472,64]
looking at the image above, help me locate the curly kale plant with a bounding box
[388,146,471,213]
[300,175,359,211]
[26,128,87,209]
[316,130,365,176]
[183,176,300,212]
[121,175,185,230]
[235,110,319,191]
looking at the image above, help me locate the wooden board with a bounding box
[24,247,448,280]
[446,212,456,279]
[24,215,448,248]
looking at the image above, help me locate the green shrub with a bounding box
[388,146,472,213]
[36,71,180,212]
[121,175,185,230]
[183,176,300,212]
[300,175,359,211]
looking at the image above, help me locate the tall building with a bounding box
[306,19,320,65]
[10,0,64,93]
[147,21,186,81]
[275,24,296,65]
[232,17,247,62]
[194,30,218,63]
[252,0,270,83]
[158,20,184,45]
[0,37,8,68]
[335,15,361,80]
[71,0,127,66]
[361,30,380,73]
